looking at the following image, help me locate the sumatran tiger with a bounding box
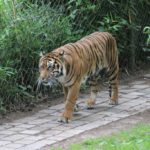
[38,32,119,123]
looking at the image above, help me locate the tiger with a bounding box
[38,32,119,123]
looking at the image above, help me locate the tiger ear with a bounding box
[59,50,64,56]
[59,51,65,61]
[39,51,46,57]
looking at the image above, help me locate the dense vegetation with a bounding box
[0,0,149,114]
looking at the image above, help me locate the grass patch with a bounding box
[51,124,150,150]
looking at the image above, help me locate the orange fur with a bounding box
[38,32,119,122]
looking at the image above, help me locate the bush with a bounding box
[0,1,73,113]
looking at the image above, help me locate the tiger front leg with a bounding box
[63,86,80,113]
[59,82,80,123]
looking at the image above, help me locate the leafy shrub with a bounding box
[0,1,73,113]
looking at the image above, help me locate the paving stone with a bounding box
[51,125,72,131]
[50,111,63,117]
[0,141,11,146]
[97,111,118,117]
[56,120,87,129]
[20,139,56,150]
[38,109,57,114]
[15,116,37,123]
[115,104,133,110]
[131,84,150,89]
[8,122,22,126]
[5,143,25,149]
[9,127,26,132]
[127,92,145,96]
[75,119,110,131]
[0,124,13,129]
[42,130,63,137]
[27,119,50,125]
[120,88,138,94]
[3,134,29,141]
[16,135,45,145]
[31,126,50,133]
[16,139,38,145]
[0,126,5,131]
[120,85,131,89]
[142,88,150,92]
[38,122,60,130]
[33,113,48,118]
[108,112,130,119]
[17,124,36,129]
[46,135,68,141]
[118,97,130,103]
[131,80,146,85]
[120,93,140,99]
[0,130,16,135]
[0,147,13,150]
[21,129,41,135]
[39,115,58,122]
[48,129,84,140]
[79,115,99,122]
[103,116,120,122]
[0,134,8,139]
[48,104,64,110]
[64,129,85,135]
[23,135,45,141]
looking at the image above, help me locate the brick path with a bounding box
[0,74,150,150]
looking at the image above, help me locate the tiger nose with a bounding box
[40,75,45,81]
[41,77,45,80]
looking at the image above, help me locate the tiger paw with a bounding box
[58,117,69,123]
[86,99,95,109]
[58,110,72,123]
[109,99,118,105]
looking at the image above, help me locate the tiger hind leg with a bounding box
[109,80,118,105]
[86,81,99,109]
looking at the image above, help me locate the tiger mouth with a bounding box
[37,77,59,91]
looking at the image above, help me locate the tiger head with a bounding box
[37,51,65,89]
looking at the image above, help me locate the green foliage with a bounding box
[0,66,15,114]
[66,0,98,35]
[0,0,73,113]
[99,15,128,34]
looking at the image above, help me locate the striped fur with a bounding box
[38,32,119,122]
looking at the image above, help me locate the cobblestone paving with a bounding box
[0,74,150,150]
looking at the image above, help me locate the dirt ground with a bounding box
[42,109,150,149]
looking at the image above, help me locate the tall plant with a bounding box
[0,0,73,113]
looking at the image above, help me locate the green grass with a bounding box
[51,124,150,150]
